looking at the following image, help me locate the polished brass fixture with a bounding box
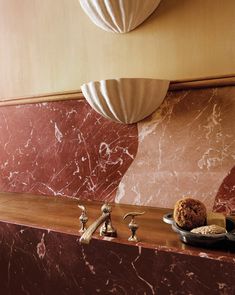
[78,204,88,233]
[123,211,145,242]
[79,203,117,244]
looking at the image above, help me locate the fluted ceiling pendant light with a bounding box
[81,78,169,124]
[79,0,161,33]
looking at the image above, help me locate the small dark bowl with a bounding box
[163,213,235,247]
[162,212,174,225]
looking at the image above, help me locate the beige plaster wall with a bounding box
[0,0,235,98]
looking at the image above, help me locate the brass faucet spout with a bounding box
[79,212,109,244]
[79,203,117,244]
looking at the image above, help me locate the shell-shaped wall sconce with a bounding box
[79,0,161,33]
[81,78,169,124]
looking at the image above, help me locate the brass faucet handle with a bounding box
[123,211,145,242]
[123,211,145,220]
[101,203,112,214]
[100,203,117,237]
[78,204,88,233]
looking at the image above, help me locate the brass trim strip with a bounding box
[0,91,84,107]
[170,75,235,91]
[0,74,234,107]
[171,73,235,83]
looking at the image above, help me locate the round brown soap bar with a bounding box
[173,198,207,230]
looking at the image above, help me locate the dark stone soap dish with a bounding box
[163,213,235,247]
[225,219,235,242]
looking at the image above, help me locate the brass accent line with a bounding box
[0,74,234,107]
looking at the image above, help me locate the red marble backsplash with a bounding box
[0,86,234,213]
[116,86,235,212]
[0,100,138,202]
[213,166,235,214]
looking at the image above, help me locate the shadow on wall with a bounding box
[142,0,231,31]
[139,0,200,32]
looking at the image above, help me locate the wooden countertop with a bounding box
[0,191,234,262]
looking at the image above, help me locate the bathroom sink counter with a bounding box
[0,191,234,263]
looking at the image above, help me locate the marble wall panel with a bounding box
[213,166,235,214]
[0,100,138,202]
[0,86,234,212]
[116,87,235,210]
[0,222,234,295]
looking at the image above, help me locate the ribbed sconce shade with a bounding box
[79,0,161,33]
[81,78,169,124]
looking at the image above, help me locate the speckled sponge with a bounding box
[173,197,207,230]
